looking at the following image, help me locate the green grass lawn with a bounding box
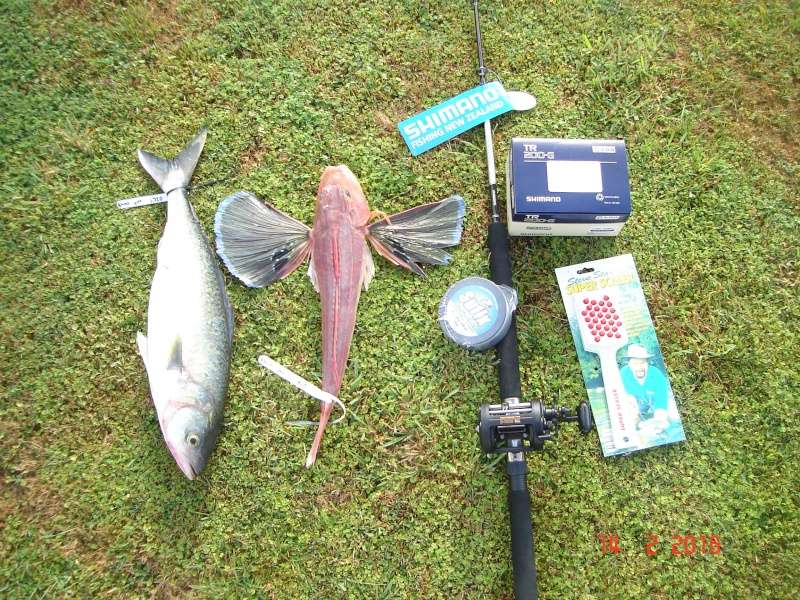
[2,0,798,598]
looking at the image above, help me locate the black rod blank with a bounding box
[471,2,539,599]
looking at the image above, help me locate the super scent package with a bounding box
[555,254,686,456]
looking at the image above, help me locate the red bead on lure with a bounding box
[214,165,465,466]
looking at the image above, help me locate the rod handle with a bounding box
[507,460,538,600]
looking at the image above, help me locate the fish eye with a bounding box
[187,434,200,448]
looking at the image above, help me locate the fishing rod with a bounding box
[470,2,593,599]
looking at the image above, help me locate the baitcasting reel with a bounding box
[476,397,594,600]
[478,399,594,455]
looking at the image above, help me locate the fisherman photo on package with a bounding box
[619,343,681,440]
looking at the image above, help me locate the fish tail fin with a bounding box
[305,401,334,468]
[137,127,207,192]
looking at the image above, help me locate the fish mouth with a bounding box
[323,164,355,178]
[177,459,197,480]
[166,440,200,480]
[320,165,361,194]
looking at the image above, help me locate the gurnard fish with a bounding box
[214,165,465,467]
[135,128,233,479]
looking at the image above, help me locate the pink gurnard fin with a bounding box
[214,191,311,287]
[367,195,466,276]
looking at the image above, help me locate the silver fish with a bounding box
[135,128,233,479]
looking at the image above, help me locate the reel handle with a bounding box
[507,460,538,600]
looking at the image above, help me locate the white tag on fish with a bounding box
[116,193,167,210]
[257,355,347,425]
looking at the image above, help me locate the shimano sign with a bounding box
[398,82,514,156]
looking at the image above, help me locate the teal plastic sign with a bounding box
[398,82,514,156]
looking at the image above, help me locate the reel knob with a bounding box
[548,402,594,434]
[577,401,593,434]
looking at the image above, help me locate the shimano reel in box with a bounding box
[506,138,632,236]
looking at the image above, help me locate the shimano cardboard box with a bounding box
[506,138,631,236]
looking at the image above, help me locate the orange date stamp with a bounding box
[597,533,722,556]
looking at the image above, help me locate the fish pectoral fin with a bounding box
[367,194,466,276]
[362,243,375,291]
[215,191,312,288]
[225,296,234,346]
[166,336,183,372]
[368,236,420,275]
[307,259,320,293]
[136,331,149,366]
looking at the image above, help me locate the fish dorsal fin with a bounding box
[215,191,312,288]
[362,243,375,291]
[367,195,466,276]
[166,337,183,372]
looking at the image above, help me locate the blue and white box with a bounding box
[506,138,632,236]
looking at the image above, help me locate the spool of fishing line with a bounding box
[438,277,518,351]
